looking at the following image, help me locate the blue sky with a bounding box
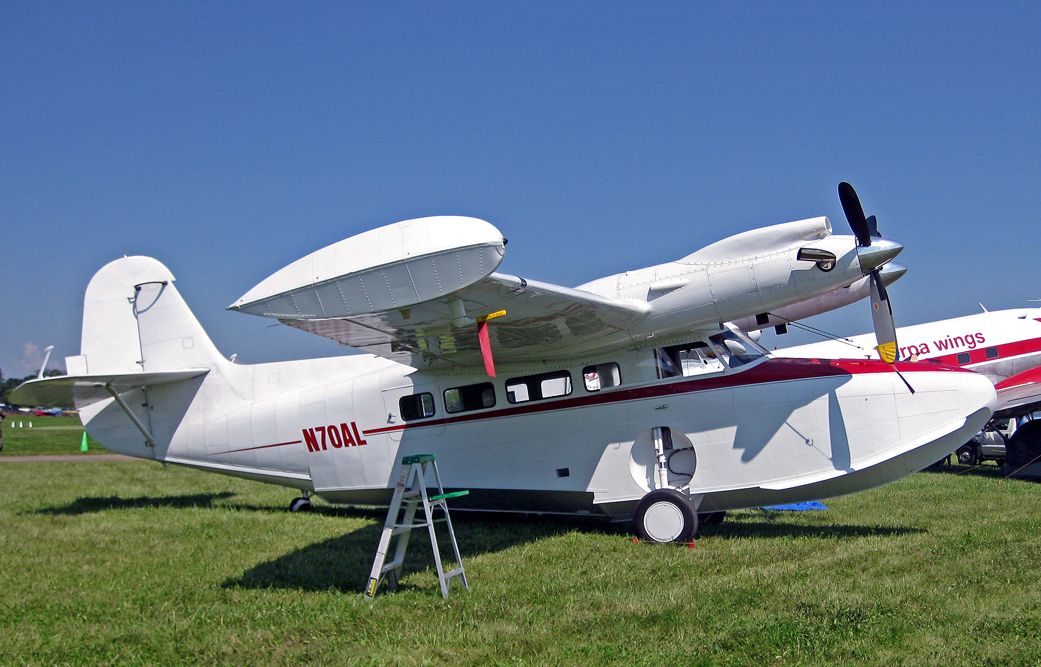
[2,2,1040,377]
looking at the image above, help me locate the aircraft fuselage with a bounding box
[80,340,995,520]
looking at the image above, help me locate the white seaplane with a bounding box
[13,184,995,542]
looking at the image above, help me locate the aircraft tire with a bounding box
[290,497,312,513]
[634,488,698,543]
[956,444,978,466]
[1006,421,1041,476]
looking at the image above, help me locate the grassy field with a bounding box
[1,457,1040,665]
[1,415,104,456]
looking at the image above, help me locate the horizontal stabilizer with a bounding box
[10,369,209,409]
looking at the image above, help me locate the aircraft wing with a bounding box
[229,216,649,368]
[994,367,1041,417]
[249,272,648,367]
[9,370,210,409]
[230,212,884,370]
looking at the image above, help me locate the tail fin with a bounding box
[12,256,226,460]
[68,256,227,375]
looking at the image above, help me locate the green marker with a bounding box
[80,432,89,453]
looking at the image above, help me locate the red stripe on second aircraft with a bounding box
[926,336,1041,367]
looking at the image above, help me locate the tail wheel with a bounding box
[289,496,312,513]
[634,488,698,543]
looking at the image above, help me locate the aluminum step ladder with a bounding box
[365,454,470,599]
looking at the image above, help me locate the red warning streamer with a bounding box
[477,309,507,378]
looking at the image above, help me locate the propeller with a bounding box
[838,182,900,364]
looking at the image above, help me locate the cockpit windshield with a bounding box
[708,330,767,368]
[655,330,767,378]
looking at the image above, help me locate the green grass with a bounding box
[1,459,1040,665]
[1,415,105,455]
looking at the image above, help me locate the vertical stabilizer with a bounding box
[74,256,225,374]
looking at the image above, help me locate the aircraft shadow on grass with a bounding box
[224,509,923,594]
[919,463,1008,480]
[30,492,238,515]
[698,517,923,541]
[28,492,922,593]
[223,511,590,593]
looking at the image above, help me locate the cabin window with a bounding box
[957,352,971,364]
[399,393,435,421]
[985,347,999,359]
[583,363,622,392]
[444,382,495,414]
[506,371,572,404]
[657,342,725,378]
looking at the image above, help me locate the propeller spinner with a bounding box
[839,182,901,363]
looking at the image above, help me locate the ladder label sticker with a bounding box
[302,421,369,453]
[365,577,379,598]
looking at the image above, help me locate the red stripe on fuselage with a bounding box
[223,439,303,454]
[362,357,971,436]
[923,335,1041,367]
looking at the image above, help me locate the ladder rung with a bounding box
[442,567,465,579]
[429,490,469,502]
[380,558,404,573]
[392,521,431,531]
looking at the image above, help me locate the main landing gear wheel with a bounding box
[289,496,312,513]
[634,488,698,543]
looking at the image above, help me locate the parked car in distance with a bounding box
[956,418,1015,466]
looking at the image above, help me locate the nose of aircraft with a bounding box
[857,238,903,273]
[962,368,999,417]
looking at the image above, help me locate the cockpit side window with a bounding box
[657,341,726,378]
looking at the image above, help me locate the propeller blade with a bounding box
[865,215,879,238]
[869,271,898,363]
[838,182,872,247]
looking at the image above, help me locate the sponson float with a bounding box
[14,184,995,543]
